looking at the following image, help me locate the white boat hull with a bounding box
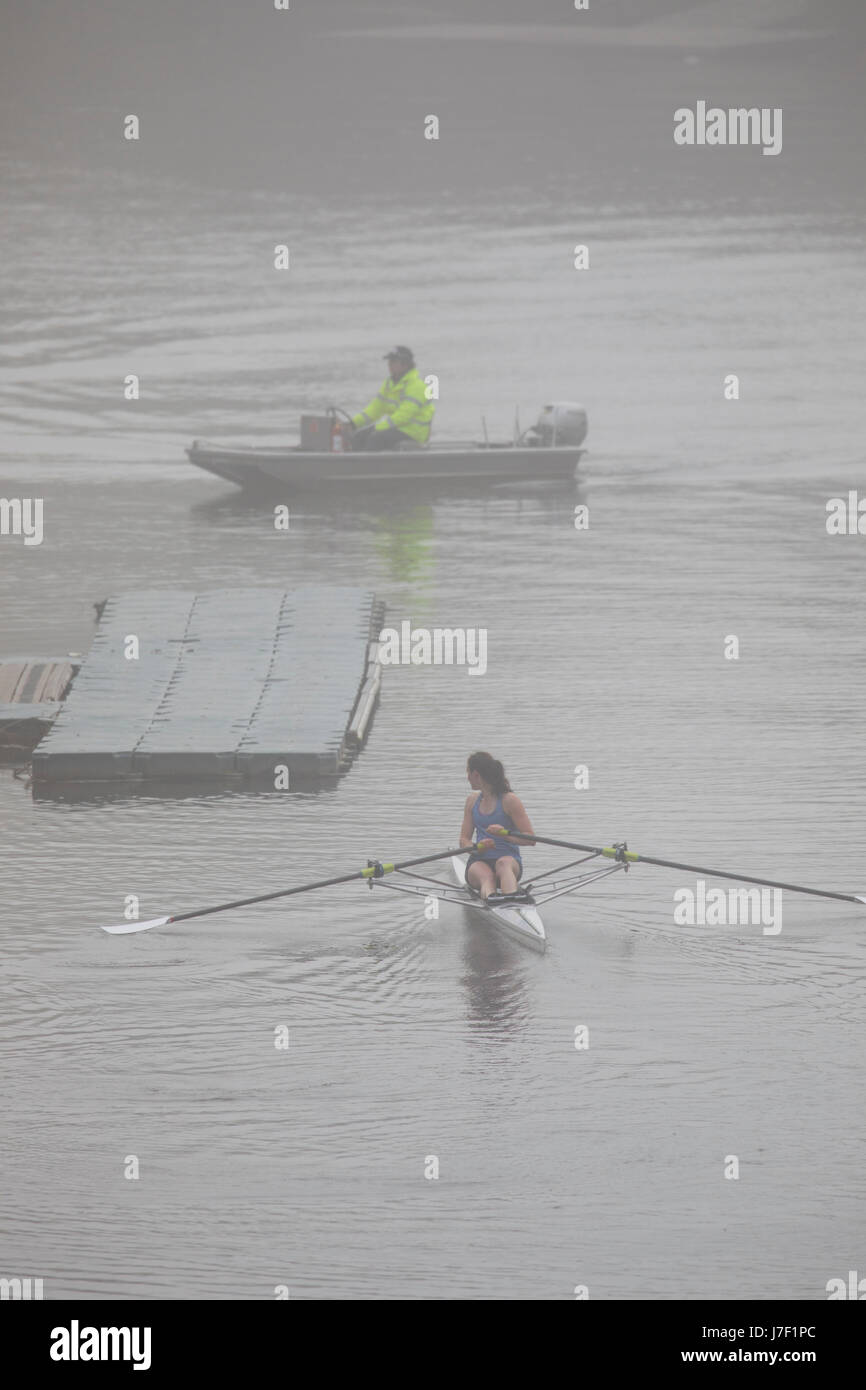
[451,856,546,952]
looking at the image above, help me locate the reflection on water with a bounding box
[459,913,533,1030]
[371,507,436,587]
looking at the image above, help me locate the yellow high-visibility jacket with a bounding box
[352,367,434,444]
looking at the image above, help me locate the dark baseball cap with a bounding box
[383,345,414,362]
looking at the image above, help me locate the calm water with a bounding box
[2,82,866,1298]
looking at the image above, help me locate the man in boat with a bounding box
[349,346,434,451]
[460,751,536,903]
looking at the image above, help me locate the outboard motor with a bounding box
[527,401,588,448]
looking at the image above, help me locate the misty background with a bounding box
[1,0,864,1301]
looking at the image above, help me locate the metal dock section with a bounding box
[31,588,383,786]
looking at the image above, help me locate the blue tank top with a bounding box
[471,793,523,864]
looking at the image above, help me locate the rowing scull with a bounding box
[365,849,630,953]
[451,854,546,950]
[98,835,865,946]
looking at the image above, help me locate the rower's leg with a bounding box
[495,856,521,894]
[467,860,496,900]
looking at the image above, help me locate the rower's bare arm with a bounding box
[504,794,536,845]
[460,794,476,849]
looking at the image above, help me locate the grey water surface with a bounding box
[1,0,865,1299]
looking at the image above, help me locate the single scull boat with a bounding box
[98,836,866,949]
[363,847,632,953]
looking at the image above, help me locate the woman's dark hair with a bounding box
[467,751,511,795]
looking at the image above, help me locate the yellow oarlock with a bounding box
[361,861,396,878]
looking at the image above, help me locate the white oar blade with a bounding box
[100,915,172,936]
[856,896,866,906]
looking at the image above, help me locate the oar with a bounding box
[490,830,866,907]
[100,846,472,935]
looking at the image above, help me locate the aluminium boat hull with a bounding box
[186,440,583,492]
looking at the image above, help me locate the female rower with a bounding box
[460,751,536,902]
